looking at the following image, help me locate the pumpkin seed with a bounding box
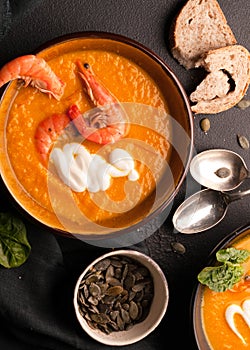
[86,319,97,330]
[134,289,144,302]
[119,290,129,304]
[237,134,249,149]
[109,320,119,331]
[129,300,139,320]
[105,264,114,278]
[122,303,129,311]
[102,295,115,304]
[94,258,111,271]
[110,310,119,321]
[236,98,250,110]
[171,242,186,254]
[99,282,109,294]
[89,282,101,297]
[91,313,110,324]
[114,268,122,279]
[214,167,231,178]
[128,290,136,301]
[132,282,146,292]
[99,323,111,334]
[88,296,99,305]
[200,118,210,133]
[121,308,131,324]
[88,305,99,314]
[106,276,122,286]
[136,303,143,320]
[110,258,123,268]
[106,285,124,297]
[85,271,102,284]
[124,273,136,290]
[98,303,110,314]
[117,314,125,330]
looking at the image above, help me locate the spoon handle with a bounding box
[228,188,250,202]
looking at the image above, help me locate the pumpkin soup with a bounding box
[0,37,173,234]
[200,229,250,350]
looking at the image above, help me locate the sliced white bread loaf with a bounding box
[190,45,250,114]
[171,0,237,69]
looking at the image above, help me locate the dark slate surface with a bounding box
[0,0,249,349]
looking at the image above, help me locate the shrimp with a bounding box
[0,55,65,100]
[35,113,71,163]
[67,61,127,144]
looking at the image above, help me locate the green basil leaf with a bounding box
[0,212,31,268]
[216,247,250,264]
[197,263,244,292]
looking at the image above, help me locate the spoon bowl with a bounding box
[173,188,250,234]
[190,149,250,191]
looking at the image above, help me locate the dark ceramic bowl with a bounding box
[0,32,193,244]
[192,223,250,350]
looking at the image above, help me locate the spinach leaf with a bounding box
[198,263,244,292]
[197,247,250,292]
[0,212,31,268]
[216,247,250,264]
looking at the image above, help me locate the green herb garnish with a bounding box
[198,247,250,292]
[0,212,31,268]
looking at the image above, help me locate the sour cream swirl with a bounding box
[225,299,250,344]
[50,143,139,193]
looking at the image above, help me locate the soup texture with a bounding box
[0,38,172,234]
[201,230,250,350]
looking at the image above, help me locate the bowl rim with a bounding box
[73,248,169,346]
[191,222,250,350]
[0,31,194,237]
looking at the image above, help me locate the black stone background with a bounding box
[0,0,249,349]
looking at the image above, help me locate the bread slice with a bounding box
[190,45,250,114]
[171,0,237,69]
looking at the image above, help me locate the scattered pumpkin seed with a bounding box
[171,242,186,254]
[200,118,210,133]
[236,98,250,110]
[237,134,249,149]
[214,167,231,178]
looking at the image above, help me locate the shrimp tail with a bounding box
[67,104,125,144]
[67,104,88,136]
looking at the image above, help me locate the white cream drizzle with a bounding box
[50,143,139,193]
[225,299,250,344]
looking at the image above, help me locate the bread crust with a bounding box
[190,45,250,114]
[171,0,237,69]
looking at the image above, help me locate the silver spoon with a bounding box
[190,149,250,191]
[172,188,250,234]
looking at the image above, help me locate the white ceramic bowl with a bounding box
[73,249,169,345]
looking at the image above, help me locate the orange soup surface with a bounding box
[202,230,250,350]
[0,39,172,234]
